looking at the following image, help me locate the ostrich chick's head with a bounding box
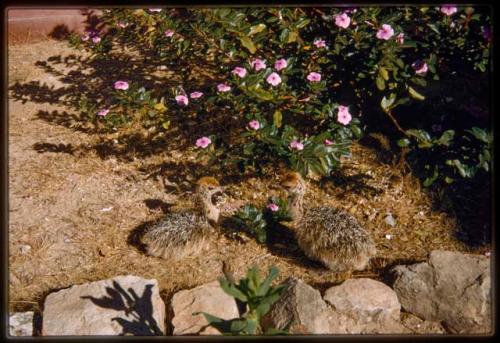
[195,176,224,225]
[280,172,307,196]
[281,172,307,222]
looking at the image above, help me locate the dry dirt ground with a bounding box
[8,40,489,319]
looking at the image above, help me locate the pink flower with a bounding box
[440,5,458,16]
[267,203,279,212]
[337,105,352,125]
[324,139,334,146]
[217,83,231,92]
[306,72,321,82]
[92,36,101,44]
[376,24,395,40]
[485,251,491,257]
[175,95,189,106]
[396,33,405,44]
[250,58,266,71]
[97,108,109,117]
[117,22,128,28]
[164,29,175,37]
[82,34,90,41]
[114,81,129,90]
[266,72,282,86]
[412,60,428,75]
[232,67,247,78]
[190,91,204,99]
[289,140,304,151]
[313,39,327,48]
[248,120,260,130]
[196,136,211,148]
[274,58,288,71]
[334,13,351,29]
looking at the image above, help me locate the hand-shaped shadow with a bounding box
[81,280,163,336]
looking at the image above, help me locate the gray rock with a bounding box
[42,275,166,336]
[392,250,491,334]
[9,311,34,336]
[261,277,332,334]
[400,313,446,334]
[170,280,239,335]
[324,278,403,334]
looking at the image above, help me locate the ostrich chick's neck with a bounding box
[287,191,304,223]
[197,194,220,226]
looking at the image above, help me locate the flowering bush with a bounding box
[69,6,491,183]
[234,196,291,244]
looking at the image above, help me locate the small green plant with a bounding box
[234,196,291,243]
[234,204,268,243]
[194,265,288,335]
[264,196,292,223]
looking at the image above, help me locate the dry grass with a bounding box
[8,39,489,317]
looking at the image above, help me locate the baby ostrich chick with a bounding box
[281,172,376,272]
[140,176,223,261]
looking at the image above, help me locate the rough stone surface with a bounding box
[400,313,446,334]
[262,277,331,334]
[392,250,491,334]
[170,280,239,335]
[9,311,34,336]
[324,278,403,334]
[42,275,166,336]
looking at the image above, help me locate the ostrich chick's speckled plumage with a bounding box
[281,172,376,272]
[140,177,223,261]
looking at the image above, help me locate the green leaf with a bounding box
[427,23,440,35]
[379,67,389,81]
[256,266,279,296]
[279,28,289,43]
[287,30,298,43]
[436,130,455,146]
[351,125,362,138]
[381,93,396,111]
[408,86,425,100]
[467,127,489,143]
[376,76,386,91]
[397,138,410,147]
[423,167,439,187]
[444,176,454,184]
[451,159,471,178]
[248,23,266,36]
[295,18,311,28]
[273,110,283,128]
[195,312,232,334]
[245,319,259,335]
[240,36,256,54]
[229,319,247,333]
[154,102,166,112]
[219,278,248,302]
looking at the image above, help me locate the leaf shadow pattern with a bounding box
[32,142,76,154]
[326,170,383,198]
[81,280,163,336]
